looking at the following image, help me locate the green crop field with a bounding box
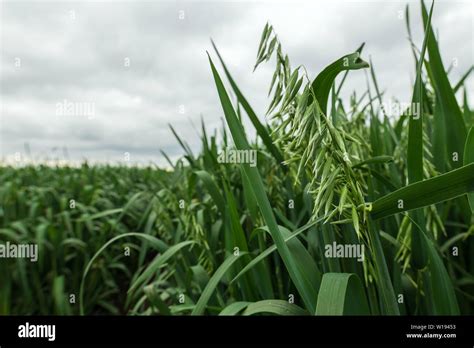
[0,1,473,316]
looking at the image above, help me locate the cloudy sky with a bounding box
[1,0,472,166]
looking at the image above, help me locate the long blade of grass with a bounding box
[408,217,461,314]
[230,216,323,285]
[211,40,285,165]
[195,170,226,216]
[453,66,473,94]
[208,53,318,312]
[407,0,433,183]
[315,273,370,315]
[464,127,474,213]
[192,252,246,315]
[371,163,474,220]
[421,0,467,167]
[407,0,433,271]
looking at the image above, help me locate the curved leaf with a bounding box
[128,241,196,295]
[79,232,168,315]
[311,51,369,115]
[192,252,246,315]
[230,218,323,285]
[243,300,308,316]
[371,163,474,220]
[315,273,370,315]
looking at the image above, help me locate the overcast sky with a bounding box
[1,0,472,166]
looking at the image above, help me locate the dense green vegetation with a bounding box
[0,1,473,315]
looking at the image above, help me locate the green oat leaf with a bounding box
[352,156,394,169]
[219,301,251,315]
[371,163,474,220]
[421,0,467,167]
[128,241,196,295]
[79,233,168,315]
[192,252,246,315]
[195,170,226,216]
[407,0,433,184]
[230,217,323,285]
[311,51,369,115]
[411,220,460,315]
[463,127,474,213]
[315,273,370,315]
[243,300,309,316]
